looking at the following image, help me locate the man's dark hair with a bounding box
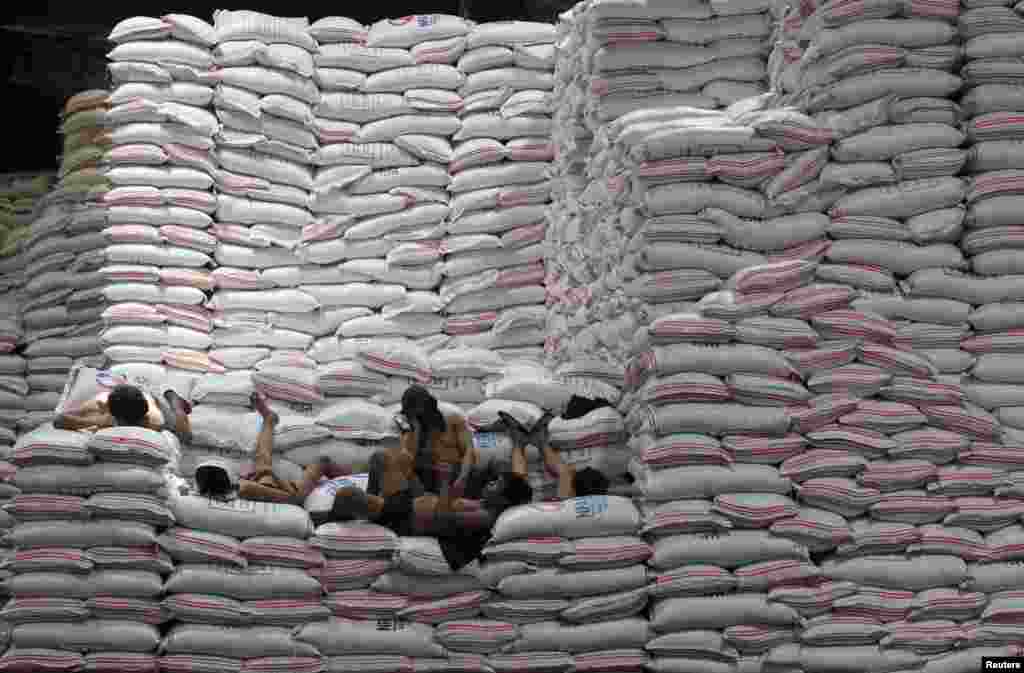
[500,472,534,507]
[329,487,370,523]
[195,466,232,499]
[574,467,610,497]
[108,384,149,427]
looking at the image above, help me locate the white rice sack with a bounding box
[652,594,802,632]
[824,555,967,590]
[168,492,312,540]
[637,465,792,501]
[504,618,649,653]
[161,623,320,658]
[316,400,400,440]
[164,564,322,600]
[295,618,447,656]
[651,530,809,570]
[491,496,641,543]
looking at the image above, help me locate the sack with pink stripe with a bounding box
[12,427,93,467]
[87,426,177,466]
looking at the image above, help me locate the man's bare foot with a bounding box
[252,392,279,426]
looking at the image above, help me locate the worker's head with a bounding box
[573,467,610,497]
[400,384,446,436]
[481,471,534,511]
[329,486,370,522]
[194,457,238,500]
[107,384,149,427]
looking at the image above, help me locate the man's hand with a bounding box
[395,413,412,433]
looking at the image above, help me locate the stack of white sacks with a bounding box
[98,15,222,379]
[0,276,26,453]
[299,495,649,673]
[0,174,51,446]
[207,10,326,395]
[441,21,556,362]
[473,496,649,673]
[546,99,836,430]
[0,418,179,671]
[954,0,1024,439]
[771,0,969,300]
[16,91,115,437]
[559,0,773,129]
[624,252,1024,671]
[302,13,476,383]
[158,485,326,673]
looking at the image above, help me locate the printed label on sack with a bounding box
[574,495,609,519]
[376,618,409,631]
[407,14,437,27]
[474,432,498,450]
[208,498,255,513]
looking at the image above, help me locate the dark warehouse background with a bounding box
[0,1,573,172]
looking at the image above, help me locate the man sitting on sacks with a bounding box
[327,384,559,570]
[188,392,354,508]
[56,382,194,441]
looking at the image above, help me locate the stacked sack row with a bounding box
[14,91,116,438]
[953,0,1024,441]
[625,259,1024,673]
[0,419,180,671]
[155,478,329,673]
[0,174,52,444]
[100,15,222,376]
[557,0,773,132]
[0,174,51,260]
[295,493,651,673]
[545,99,836,434]
[207,9,328,392]
[440,21,556,361]
[772,0,972,299]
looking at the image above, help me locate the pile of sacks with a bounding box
[0,277,25,453]
[299,494,650,673]
[440,21,556,360]
[0,174,51,448]
[0,174,51,260]
[623,257,1024,672]
[545,101,834,390]
[14,90,117,437]
[952,0,1024,443]
[771,0,970,299]
[557,0,773,130]
[157,480,327,673]
[0,419,180,671]
[208,9,328,386]
[98,15,221,376]
[956,2,1024,284]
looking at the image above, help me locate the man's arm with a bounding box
[54,411,112,432]
[544,445,575,499]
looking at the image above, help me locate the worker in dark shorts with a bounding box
[328,407,551,571]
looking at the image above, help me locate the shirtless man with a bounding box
[55,383,193,440]
[193,392,344,505]
[328,408,545,570]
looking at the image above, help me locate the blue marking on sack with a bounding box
[474,432,497,449]
[574,495,609,518]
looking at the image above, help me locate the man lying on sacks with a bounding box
[328,385,611,570]
[188,392,352,508]
[56,379,194,442]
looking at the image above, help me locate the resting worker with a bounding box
[500,411,610,499]
[329,387,544,570]
[55,383,193,440]
[191,392,347,506]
